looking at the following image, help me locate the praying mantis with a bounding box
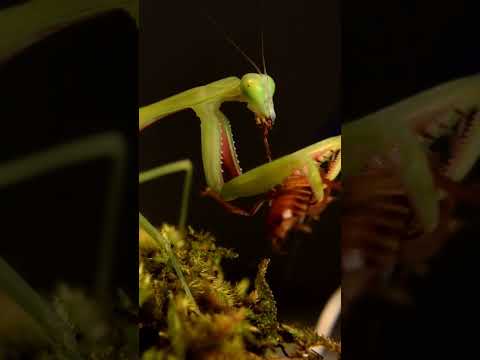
[139,72,342,306]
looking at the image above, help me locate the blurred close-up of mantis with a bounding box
[340,73,480,311]
[343,73,480,238]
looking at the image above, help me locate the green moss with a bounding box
[140,224,340,359]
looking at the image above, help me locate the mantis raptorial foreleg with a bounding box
[219,136,341,202]
[139,73,276,192]
[198,136,342,252]
[343,73,480,233]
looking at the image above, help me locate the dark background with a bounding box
[140,0,340,324]
[342,1,479,358]
[0,10,138,299]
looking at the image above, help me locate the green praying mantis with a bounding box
[138,6,343,309]
[139,71,342,307]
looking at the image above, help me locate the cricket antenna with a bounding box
[202,11,263,74]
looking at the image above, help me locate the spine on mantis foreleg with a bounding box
[194,102,224,193]
[220,135,342,201]
[443,110,480,182]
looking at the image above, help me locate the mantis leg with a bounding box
[304,156,325,202]
[139,160,198,309]
[139,159,192,231]
[139,80,244,193]
[343,121,439,232]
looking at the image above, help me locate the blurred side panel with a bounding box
[0,2,138,357]
[342,1,479,359]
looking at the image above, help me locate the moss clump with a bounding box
[139,224,340,359]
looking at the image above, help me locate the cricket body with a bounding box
[343,73,480,233]
[140,73,276,193]
[266,161,340,252]
[213,136,341,250]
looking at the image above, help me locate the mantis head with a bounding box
[240,73,276,130]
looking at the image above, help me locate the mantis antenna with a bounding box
[261,29,267,75]
[203,11,263,74]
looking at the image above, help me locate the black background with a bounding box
[140,0,340,325]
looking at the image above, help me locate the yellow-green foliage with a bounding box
[139,224,340,359]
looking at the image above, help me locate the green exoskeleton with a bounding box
[140,73,276,192]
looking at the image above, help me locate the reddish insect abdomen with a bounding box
[266,172,337,252]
